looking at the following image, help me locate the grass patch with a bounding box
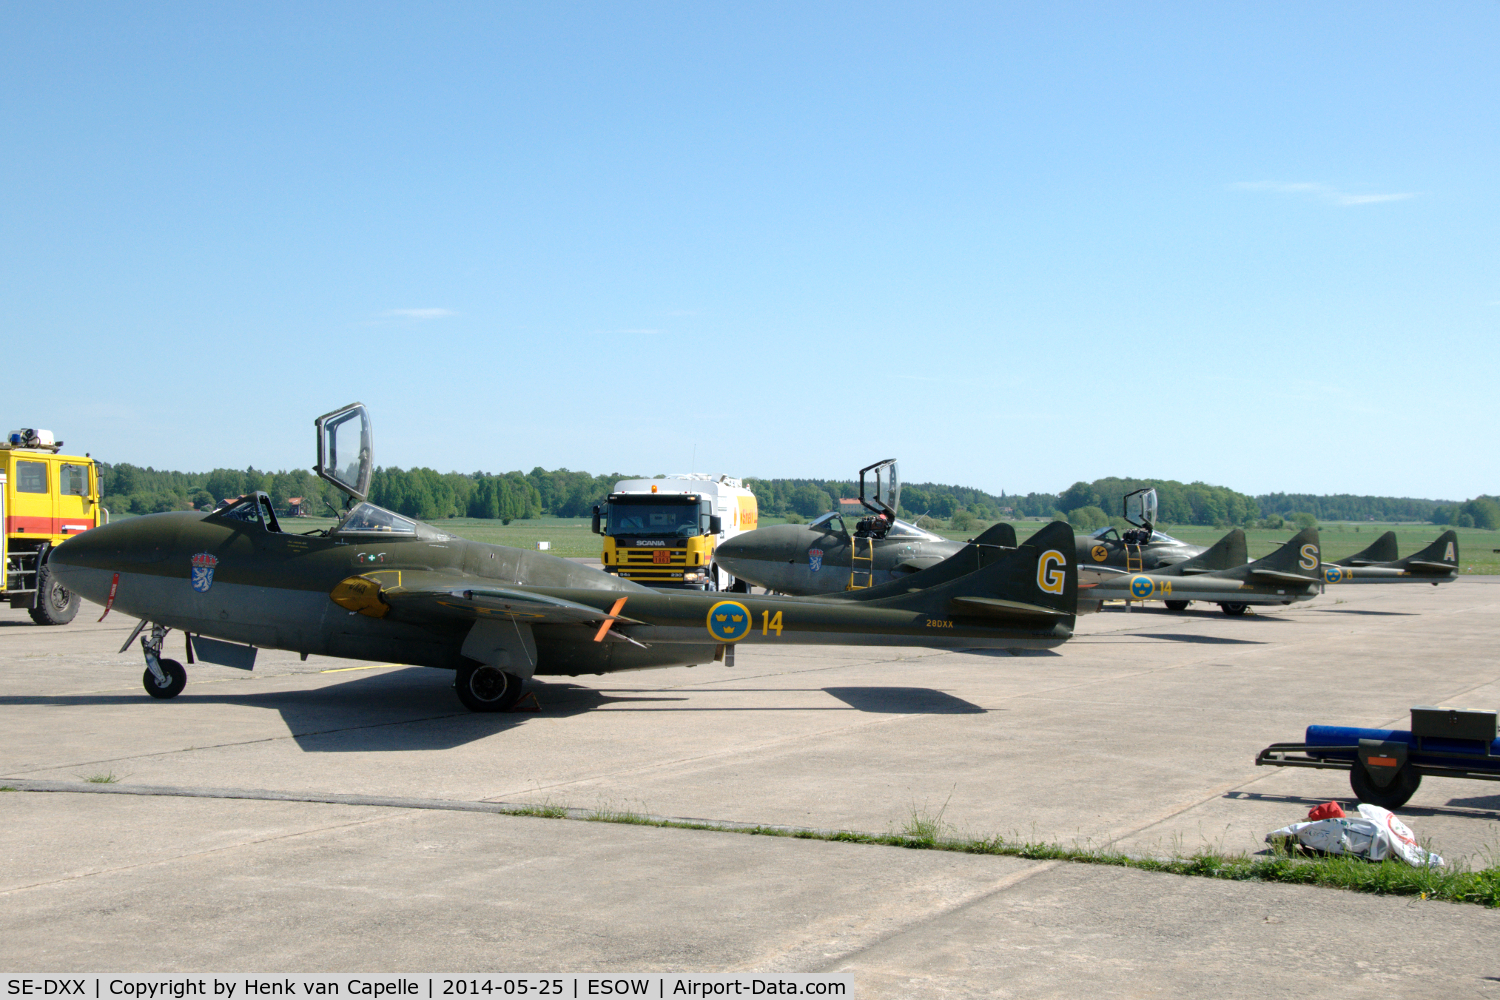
[82,772,119,784]
[587,802,653,825]
[556,807,1500,907]
[0,786,17,792]
[506,802,568,819]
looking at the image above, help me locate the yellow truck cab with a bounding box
[1,428,103,624]
[593,474,758,591]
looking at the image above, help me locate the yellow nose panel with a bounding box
[331,575,390,617]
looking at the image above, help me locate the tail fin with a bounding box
[1337,530,1399,566]
[859,520,1077,627]
[970,521,1017,547]
[1397,530,1459,575]
[1162,528,1247,575]
[1239,526,1322,584]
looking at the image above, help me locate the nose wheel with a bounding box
[144,659,187,699]
[139,624,188,699]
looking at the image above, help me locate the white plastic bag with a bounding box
[1267,804,1443,868]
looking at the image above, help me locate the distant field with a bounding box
[981,521,1498,575]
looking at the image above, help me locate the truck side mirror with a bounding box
[708,515,722,535]
[591,506,602,535]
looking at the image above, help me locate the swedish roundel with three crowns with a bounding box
[706,600,752,642]
[191,552,219,593]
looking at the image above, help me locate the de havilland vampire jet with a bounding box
[715,459,1021,596]
[1075,489,1208,574]
[1319,530,1460,586]
[717,477,1207,598]
[47,407,1080,712]
[1078,526,1323,615]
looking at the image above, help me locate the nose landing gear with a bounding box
[139,623,188,699]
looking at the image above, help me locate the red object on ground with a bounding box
[1307,802,1346,820]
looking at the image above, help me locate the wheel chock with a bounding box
[508,691,542,713]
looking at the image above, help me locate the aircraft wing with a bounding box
[332,574,644,626]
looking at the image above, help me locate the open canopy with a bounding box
[315,403,372,502]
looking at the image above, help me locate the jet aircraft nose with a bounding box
[715,524,808,576]
[48,512,194,606]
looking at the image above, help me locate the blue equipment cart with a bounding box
[1256,705,1500,809]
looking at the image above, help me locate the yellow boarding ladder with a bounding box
[1124,543,1143,572]
[848,536,875,590]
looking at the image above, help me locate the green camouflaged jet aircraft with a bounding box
[718,480,1207,597]
[48,408,1081,712]
[1319,530,1460,586]
[1078,526,1322,615]
[714,460,1022,595]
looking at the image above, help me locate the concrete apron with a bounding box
[1,578,1498,987]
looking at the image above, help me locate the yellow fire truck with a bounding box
[1,429,103,624]
[593,474,758,591]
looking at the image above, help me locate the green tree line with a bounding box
[1255,493,1454,522]
[93,461,1493,530]
[1429,496,1500,530]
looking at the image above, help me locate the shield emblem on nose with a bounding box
[808,548,823,573]
[191,552,219,593]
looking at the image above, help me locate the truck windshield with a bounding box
[608,502,700,537]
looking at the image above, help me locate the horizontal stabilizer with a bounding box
[1249,569,1324,584]
[948,596,1071,618]
[1404,560,1458,573]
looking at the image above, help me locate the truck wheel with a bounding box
[1219,602,1249,616]
[729,577,750,594]
[143,659,187,699]
[1350,761,1421,810]
[455,663,524,712]
[29,565,81,625]
[1163,600,1189,611]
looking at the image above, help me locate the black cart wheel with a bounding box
[1163,600,1189,611]
[143,659,187,700]
[1350,761,1421,810]
[1220,602,1249,616]
[29,565,81,625]
[454,663,524,712]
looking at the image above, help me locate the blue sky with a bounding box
[3,3,1495,499]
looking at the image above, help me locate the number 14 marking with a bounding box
[761,610,783,636]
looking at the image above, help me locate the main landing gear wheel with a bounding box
[29,565,81,625]
[1350,761,1421,810]
[143,659,187,699]
[1219,602,1249,616]
[1163,600,1189,611]
[454,663,525,712]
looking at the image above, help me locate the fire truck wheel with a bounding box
[1350,760,1421,810]
[729,577,750,594]
[454,663,524,712]
[29,565,81,625]
[143,660,188,699]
